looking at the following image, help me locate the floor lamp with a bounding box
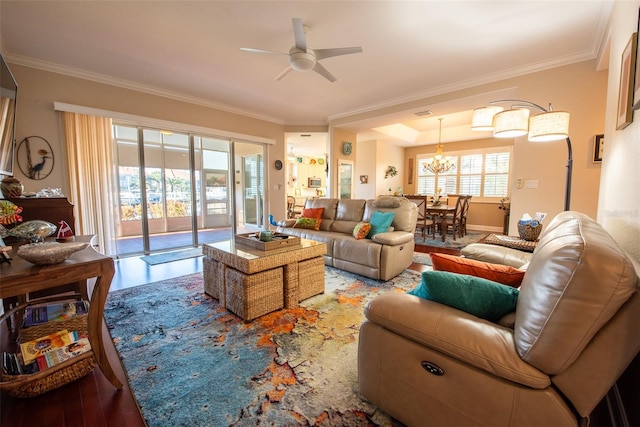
[471,99,572,211]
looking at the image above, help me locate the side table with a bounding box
[0,235,123,394]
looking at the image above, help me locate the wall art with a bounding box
[593,134,604,163]
[617,32,637,129]
[16,136,54,180]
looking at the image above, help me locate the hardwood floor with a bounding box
[0,255,205,427]
[1,244,619,426]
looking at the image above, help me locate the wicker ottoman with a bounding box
[203,239,327,321]
[203,257,226,306]
[224,267,284,321]
[297,257,325,301]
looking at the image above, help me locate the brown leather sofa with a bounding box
[358,211,639,426]
[277,196,417,281]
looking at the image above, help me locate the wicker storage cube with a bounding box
[518,222,542,241]
[224,267,284,321]
[298,257,326,301]
[283,263,300,308]
[2,313,96,398]
[203,257,226,307]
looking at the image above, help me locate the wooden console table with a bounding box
[0,235,123,390]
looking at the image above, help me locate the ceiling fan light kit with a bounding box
[241,18,363,82]
[289,48,316,71]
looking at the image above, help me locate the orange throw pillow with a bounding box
[352,222,371,240]
[301,207,324,219]
[429,253,525,288]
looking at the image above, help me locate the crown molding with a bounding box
[328,50,598,123]
[4,53,287,126]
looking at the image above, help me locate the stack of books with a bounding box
[2,301,91,375]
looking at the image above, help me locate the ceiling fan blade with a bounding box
[275,66,293,81]
[240,47,286,55]
[314,47,363,60]
[292,18,307,51]
[313,62,337,83]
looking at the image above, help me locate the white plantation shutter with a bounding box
[484,152,510,197]
[415,149,511,199]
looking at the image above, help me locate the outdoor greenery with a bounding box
[121,200,191,221]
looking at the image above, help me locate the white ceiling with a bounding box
[0,1,612,152]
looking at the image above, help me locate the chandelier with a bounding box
[422,118,455,174]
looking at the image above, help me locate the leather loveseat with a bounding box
[358,211,640,426]
[277,196,417,281]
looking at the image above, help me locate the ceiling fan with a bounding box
[240,18,363,82]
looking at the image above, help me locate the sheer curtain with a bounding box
[62,112,117,255]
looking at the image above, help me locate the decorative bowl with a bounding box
[17,241,89,265]
[8,220,57,242]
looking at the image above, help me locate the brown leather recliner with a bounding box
[358,211,639,426]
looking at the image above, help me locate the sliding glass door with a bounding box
[113,125,265,257]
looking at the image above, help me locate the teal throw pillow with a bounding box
[367,211,395,237]
[407,271,519,321]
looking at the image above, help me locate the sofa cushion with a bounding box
[430,253,525,287]
[304,198,338,231]
[331,199,367,234]
[333,236,382,268]
[407,271,519,322]
[301,207,324,219]
[368,211,395,237]
[364,197,417,233]
[293,217,322,231]
[353,222,371,240]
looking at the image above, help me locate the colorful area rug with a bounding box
[104,267,423,426]
[415,231,487,250]
[412,252,433,266]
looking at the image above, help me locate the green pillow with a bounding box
[407,271,519,321]
[367,211,395,237]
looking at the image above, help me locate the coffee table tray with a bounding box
[235,232,301,251]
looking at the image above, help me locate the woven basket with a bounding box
[517,222,542,241]
[1,311,97,398]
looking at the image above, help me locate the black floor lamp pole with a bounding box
[564,137,573,211]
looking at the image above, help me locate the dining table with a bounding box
[425,204,457,242]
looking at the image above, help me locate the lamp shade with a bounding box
[471,106,504,131]
[493,108,530,138]
[528,111,570,142]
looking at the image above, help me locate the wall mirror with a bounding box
[0,54,18,177]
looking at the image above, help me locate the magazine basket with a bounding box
[1,313,97,398]
[517,222,542,241]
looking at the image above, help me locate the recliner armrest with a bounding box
[370,231,414,245]
[364,292,549,388]
[277,219,297,228]
[461,243,532,268]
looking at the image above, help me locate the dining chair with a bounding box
[287,196,299,218]
[460,195,472,236]
[441,195,466,240]
[405,195,434,239]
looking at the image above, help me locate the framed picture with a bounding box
[617,32,637,129]
[359,175,368,184]
[593,134,604,163]
[634,9,640,110]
